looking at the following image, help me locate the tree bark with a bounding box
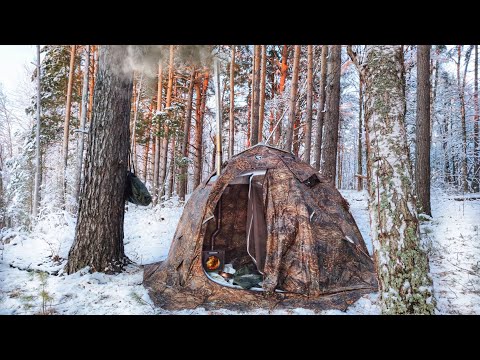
[304,45,314,164]
[415,45,432,216]
[258,45,267,143]
[357,79,364,191]
[62,45,77,206]
[131,74,143,172]
[274,45,289,146]
[152,62,163,205]
[473,45,480,192]
[66,45,133,274]
[364,45,435,314]
[88,46,97,122]
[284,45,301,152]
[251,45,261,146]
[193,70,209,188]
[142,101,153,182]
[321,45,341,185]
[314,45,328,171]
[74,45,90,203]
[32,45,42,219]
[179,68,196,201]
[228,46,235,158]
[159,46,174,200]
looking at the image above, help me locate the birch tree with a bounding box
[362,45,435,314]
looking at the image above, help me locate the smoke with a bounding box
[121,45,214,79]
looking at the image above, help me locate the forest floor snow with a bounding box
[1,190,479,315]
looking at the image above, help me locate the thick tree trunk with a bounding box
[304,45,314,164]
[357,79,364,191]
[321,45,341,185]
[228,46,235,158]
[285,45,301,152]
[314,45,328,171]
[258,45,267,143]
[415,45,432,216]
[159,46,175,200]
[364,45,435,314]
[179,68,195,201]
[152,62,163,205]
[62,45,77,206]
[66,45,134,274]
[74,46,90,203]
[251,45,261,146]
[275,45,289,146]
[32,45,42,219]
[473,45,480,192]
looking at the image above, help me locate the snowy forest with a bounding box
[0,45,479,315]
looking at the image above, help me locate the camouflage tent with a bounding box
[144,145,378,311]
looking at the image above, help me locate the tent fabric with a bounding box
[143,145,378,311]
[246,174,268,274]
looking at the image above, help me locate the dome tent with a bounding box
[143,144,378,311]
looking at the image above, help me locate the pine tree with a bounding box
[66,45,134,274]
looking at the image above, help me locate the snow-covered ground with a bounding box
[1,190,479,315]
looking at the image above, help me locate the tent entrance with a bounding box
[202,170,268,291]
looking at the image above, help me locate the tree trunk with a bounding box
[275,45,289,146]
[285,45,301,152]
[159,46,175,200]
[152,62,163,205]
[66,45,134,274]
[88,46,97,122]
[167,135,176,198]
[457,45,469,192]
[178,68,195,201]
[364,45,435,314]
[131,74,143,172]
[142,101,153,182]
[415,45,432,216]
[357,79,364,191]
[74,46,90,203]
[473,45,480,192]
[228,46,235,158]
[258,45,267,143]
[321,45,341,185]
[62,45,77,206]
[251,45,261,146]
[314,45,328,171]
[193,71,209,188]
[304,45,314,164]
[32,45,42,219]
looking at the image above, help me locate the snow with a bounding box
[1,189,479,315]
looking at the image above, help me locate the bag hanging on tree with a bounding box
[125,171,152,206]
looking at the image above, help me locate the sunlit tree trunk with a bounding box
[275,45,289,146]
[285,45,300,152]
[258,45,267,143]
[152,62,163,205]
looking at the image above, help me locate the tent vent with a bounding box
[303,174,320,188]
